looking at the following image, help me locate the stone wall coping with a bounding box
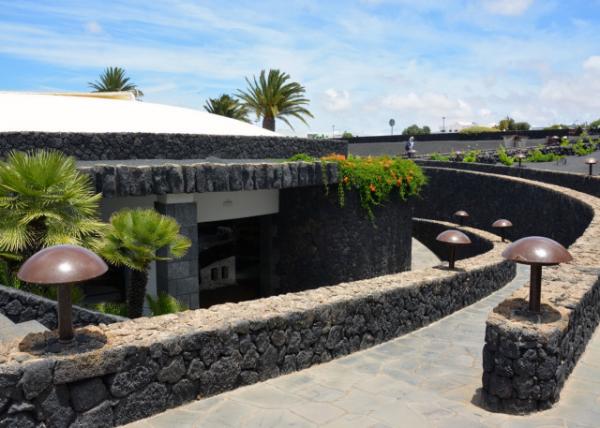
[0,219,507,373]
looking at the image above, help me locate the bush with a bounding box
[402,124,431,135]
[560,137,571,147]
[462,150,480,163]
[429,153,450,161]
[146,292,188,315]
[287,153,315,162]
[497,146,514,166]
[333,155,426,220]
[459,126,499,134]
[93,302,128,317]
[526,148,564,163]
[572,132,598,156]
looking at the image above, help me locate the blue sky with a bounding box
[0,0,599,136]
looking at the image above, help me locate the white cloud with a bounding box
[323,89,351,111]
[583,56,600,72]
[85,21,102,34]
[484,0,534,16]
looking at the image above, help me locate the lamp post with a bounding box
[516,153,526,168]
[453,210,470,226]
[17,245,108,342]
[442,116,446,133]
[492,219,513,242]
[436,230,471,270]
[389,118,395,135]
[585,158,597,176]
[501,237,572,313]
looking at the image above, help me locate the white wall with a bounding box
[194,190,279,223]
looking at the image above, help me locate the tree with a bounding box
[588,118,600,130]
[402,124,431,135]
[0,150,104,269]
[95,209,191,318]
[204,94,250,122]
[89,67,143,98]
[342,131,354,138]
[237,69,313,131]
[496,116,530,131]
[512,122,531,131]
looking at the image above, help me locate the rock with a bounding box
[18,360,53,400]
[70,401,113,428]
[35,385,75,428]
[54,348,125,384]
[0,413,37,428]
[108,361,159,398]
[69,378,108,412]
[168,379,197,407]
[199,353,241,395]
[157,356,186,384]
[187,358,205,381]
[114,382,167,425]
[7,401,35,414]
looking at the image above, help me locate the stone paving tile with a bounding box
[125,264,600,428]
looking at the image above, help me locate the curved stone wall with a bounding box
[0,221,513,427]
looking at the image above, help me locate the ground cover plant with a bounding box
[462,150,480,163]
[429,152,450,161]
[526,147,564,163]
[497,146,514,166]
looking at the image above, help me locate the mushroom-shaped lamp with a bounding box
[516,153,526,168]
[453,210,470,226]
[501,237,572,313]
[436,229,471,270]
[585,158,597,176]
[492,219,513,242]
[17,245,108,342]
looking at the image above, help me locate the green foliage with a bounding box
[92,302,128,317]
[203,94,250,123]
[545,124,569,130]
[402,124,431,135]
[342,131,354,138]
[428,153,450,161]
[512,122,531,131]
[287,153,315,162]
[459,126,499,134]
[526,148,564,163]
[95,209,191,272]
[588,118,600,130]
[237,69,313,131]
[0,150,105,266]
[462,150,480,163]
[146,292,188,316]
[560,137,571,147]
[496,116,530,131]
[572,133,598,156]
[334,156,426,221]
[497,146,514,166]
[88,67,143,98]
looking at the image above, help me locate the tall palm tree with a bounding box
[204,94,250,123]
[0,150,104,269]
[95,209,191,318]
[237,69,313,131]
[89,66,144,98]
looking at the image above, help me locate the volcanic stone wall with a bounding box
[0,132,347,161]
[276,187,412,293]
[0,222,513,427]
[0,285,124,329]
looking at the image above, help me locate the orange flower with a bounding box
[321,153,346,162]
[406,175,412,184]
[343,176,350,184]
[396,178,402,186]
[369,183,376,192]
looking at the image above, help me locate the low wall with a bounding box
[417,160,600,199]
[0,222,513,427]
[0,285,124,329]
[0,132,347,161]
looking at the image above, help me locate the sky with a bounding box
[0,0,599,136]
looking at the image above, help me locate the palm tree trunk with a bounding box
[127,268,148,318]
[262,116,275,131]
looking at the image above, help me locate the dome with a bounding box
[0,92,278,137]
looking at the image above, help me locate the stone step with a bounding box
[0,319,48,343]
[0,313,14,330]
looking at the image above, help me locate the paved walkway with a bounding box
[126,265,600,428]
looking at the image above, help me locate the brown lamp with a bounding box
[502,237,572,313]
[492,219,513,242]
[17,245,108,342]
[585,158,597,176]
[453,210,470,226]
[436,229,471,270]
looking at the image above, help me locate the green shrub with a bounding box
[146,292,188,315]
[429,153,450,161]
[287,153,316,162]
[526,148,564,163]
[560,137,571,147]
[462,150,480,163]
[459,126,499,134]
[497,146,514,166]
[572,132,598,156]
[93,302,128,317]
[335,156,427,221]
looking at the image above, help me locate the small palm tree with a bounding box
[0,150,104,268]
[95,209,191,318]
[237,69,313,131]
[89,66,143,98]
[204,94,250,123]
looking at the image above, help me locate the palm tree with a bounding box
[204,94,250,122]
[89,66,143,98]
[0,150,104,269]
[95,209,191,318]
[237,69,313,131]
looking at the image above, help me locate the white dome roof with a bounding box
[0,92,278,136]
